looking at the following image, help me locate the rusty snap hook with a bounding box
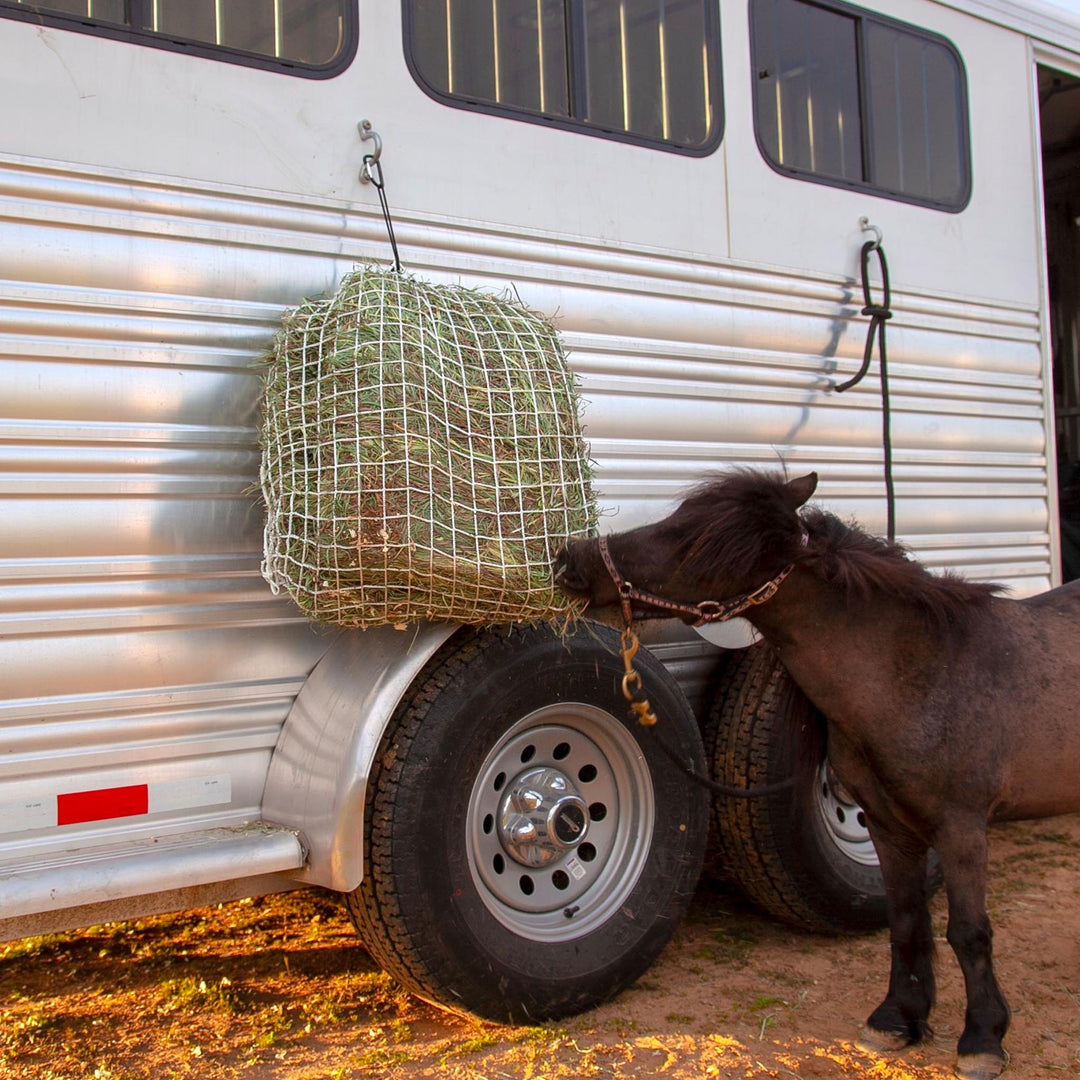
[618,627,658,726]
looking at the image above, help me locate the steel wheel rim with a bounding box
[466,703,655,942]
[815,762,879,867]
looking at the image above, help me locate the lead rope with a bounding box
[608,569,795,800]
[836,222,896,542]
[617,627,794,798]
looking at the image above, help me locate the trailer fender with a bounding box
[261,622,458,891]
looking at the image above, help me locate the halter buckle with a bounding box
[747,579,781,605]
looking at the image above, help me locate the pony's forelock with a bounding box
[675,470,809,580]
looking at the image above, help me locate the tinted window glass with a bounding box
[406,0,720,154]
[751,0,969,209]
[0,0,352,71]
[754,0,860,182]
[864,22,966,205]
[410,0,570,116]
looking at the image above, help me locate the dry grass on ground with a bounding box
[2,816,1079,1079]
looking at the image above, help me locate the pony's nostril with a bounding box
[552,547,572,583]
[553,547,590,595]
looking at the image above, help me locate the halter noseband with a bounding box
[597,533,804,629]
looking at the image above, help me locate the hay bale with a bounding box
[260,266,597,628]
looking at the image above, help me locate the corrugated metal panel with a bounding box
[0,113,1051,875]
[0,159,336,870]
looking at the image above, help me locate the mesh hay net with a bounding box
[260,266,597,628]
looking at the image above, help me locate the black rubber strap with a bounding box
[364,156,402,273]
[644,724,794,798]
[836,239,895,541]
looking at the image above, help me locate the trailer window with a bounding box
[0,0,355,76]
[751,0,970,209]
[404,0,722,155]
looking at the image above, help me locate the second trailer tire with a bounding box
[707,643,889,934]
[345,622,709,1021]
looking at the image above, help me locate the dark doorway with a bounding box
[1040,65,1080,581]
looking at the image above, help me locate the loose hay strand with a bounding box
[260,266,597,628]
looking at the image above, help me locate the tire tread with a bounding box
[344,624,709,1018]
[345,631,485,1009]
[706,644,886,934]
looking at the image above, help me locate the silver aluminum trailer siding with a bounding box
[0,0,1077,1018]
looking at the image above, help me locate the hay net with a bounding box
[260,266,597,628]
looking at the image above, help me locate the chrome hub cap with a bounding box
[499,767,590,867]
[467,703,655,941]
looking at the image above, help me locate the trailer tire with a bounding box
[706,643,889,934]
[345,622,709,1021]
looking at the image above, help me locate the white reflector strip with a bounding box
[0,797,56,834]
[0,775,231,835]
[148,775,231,814]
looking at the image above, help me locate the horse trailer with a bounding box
[1,0,1078,1019]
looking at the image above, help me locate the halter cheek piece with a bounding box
[597,531,806,630]
[597,528,808,812]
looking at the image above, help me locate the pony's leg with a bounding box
[858,832,935,1052]
[935,821,1010,1080]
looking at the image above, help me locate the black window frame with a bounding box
[0,0,358,79]
[402,0,724,157]
[749,0,972,212]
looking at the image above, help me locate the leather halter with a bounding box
[597,533,804,629]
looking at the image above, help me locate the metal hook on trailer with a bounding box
[358,119,382,184]
[859,215,883,250]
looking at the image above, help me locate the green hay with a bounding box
[260,266,597,628]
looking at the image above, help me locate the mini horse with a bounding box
[555,469,1080,1080]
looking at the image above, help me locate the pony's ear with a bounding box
[784,472,818,509]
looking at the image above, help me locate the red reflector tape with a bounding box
[57,784,149,826]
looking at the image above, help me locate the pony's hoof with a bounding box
[856,1025,912,1053]
[955,1051,1007,1080]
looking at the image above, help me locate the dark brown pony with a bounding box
[555,469,1080,1080]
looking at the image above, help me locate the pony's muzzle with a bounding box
[552,543,591,597]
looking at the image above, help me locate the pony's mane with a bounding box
[798,507,1001,625]
[675,470,1001,627]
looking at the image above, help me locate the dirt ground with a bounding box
[1,815,1079,1080]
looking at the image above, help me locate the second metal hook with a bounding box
[359,119,382,183]
[859,215,883,249]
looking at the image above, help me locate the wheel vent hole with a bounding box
[553,742,571,760]
[836,807,846,824]
[493,853,504,874]
[552,870,570,891]
[520,744,536,764]
[493,771,506,792]
[578,842,597,862]
[519,875,535,896]
[482,813,494,835]
[577,763,598,783]
[589,802,607,822]
[857,811,867,828]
